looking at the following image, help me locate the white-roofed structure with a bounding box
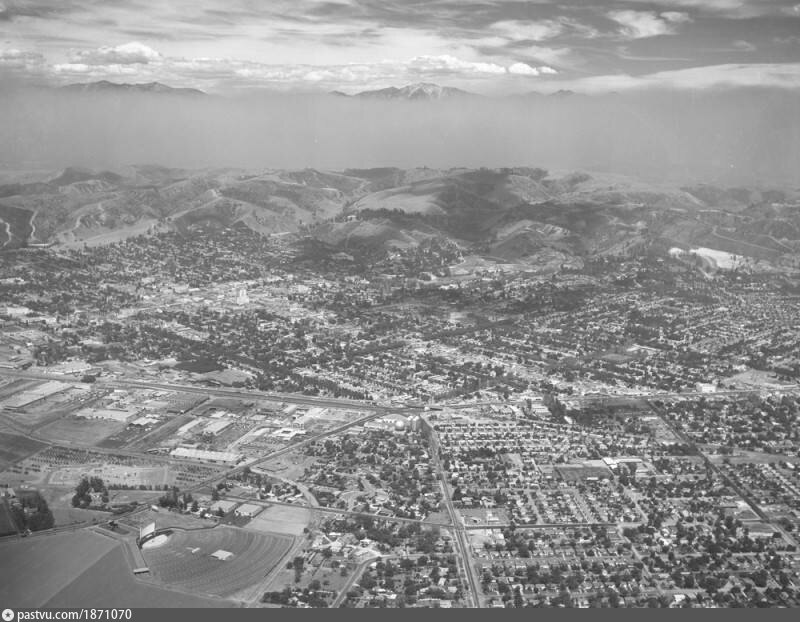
[203,419,233,436]
[170,447,241,464]
[234,503,262,518]
[211,550,234,561]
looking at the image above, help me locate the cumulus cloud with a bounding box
[508,62,540,76]
[29,47,560,91]
[71,41,163,65]
[407,54,507,76]
[508,63,558,76]
[0,48,45,68]
[607,10,691,39]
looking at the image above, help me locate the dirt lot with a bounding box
[258,452,317,480]
[38,417,125,446]
[245,504,311,536]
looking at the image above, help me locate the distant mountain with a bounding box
[61,80,206,97]
[349,82,478,101]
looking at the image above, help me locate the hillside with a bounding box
[1,166,798,274]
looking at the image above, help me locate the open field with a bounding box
[48,464,173,489]
[0,502,17,535]
[0,530,118,607]
[50,506,112,528]
[122,508,215,532]
[1,399,71,428]
[37,417,125,446]
[142,526,293,598]
[46,544,234,608]
[0,379,38,401]
[245,504,311,536]
[257,453,317,480]
[708,450,796,465]
[0,432,48,467]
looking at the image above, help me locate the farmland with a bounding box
[0,432,48,468]
[0,530,118,607]
[0,501,17,535]
[37,417,125,446]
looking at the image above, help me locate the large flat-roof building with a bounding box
[170,447,241,464]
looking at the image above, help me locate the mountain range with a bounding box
[61,80,207,97]
[60,80,580,101]
[344,82,477,100]
[1,165,798,275]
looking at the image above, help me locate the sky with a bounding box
[2,0,800,94]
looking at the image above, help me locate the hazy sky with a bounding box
[2,0,800,94]
[2,87,798,186]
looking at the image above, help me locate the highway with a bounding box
[428,427,483,608]
[0,368,418,414]
[5,365,799,572]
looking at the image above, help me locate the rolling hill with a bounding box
[1,166,798,273]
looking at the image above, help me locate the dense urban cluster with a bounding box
[2,224,799,609]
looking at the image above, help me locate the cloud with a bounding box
[559,62,800,92]
[616,0,798,18]
[508,62,557,76]
[0,47,45,68]
[488,19,566,42]
[522,45,578,67]
[733,40,757,51]
[0,0,64,21]
[486,16,599,44]
[0,47,47,82]
[661,11,693,23]
[607,10,690,39]
[71,41,163,65]
[407,54,507,76]
[29,47,561,91]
